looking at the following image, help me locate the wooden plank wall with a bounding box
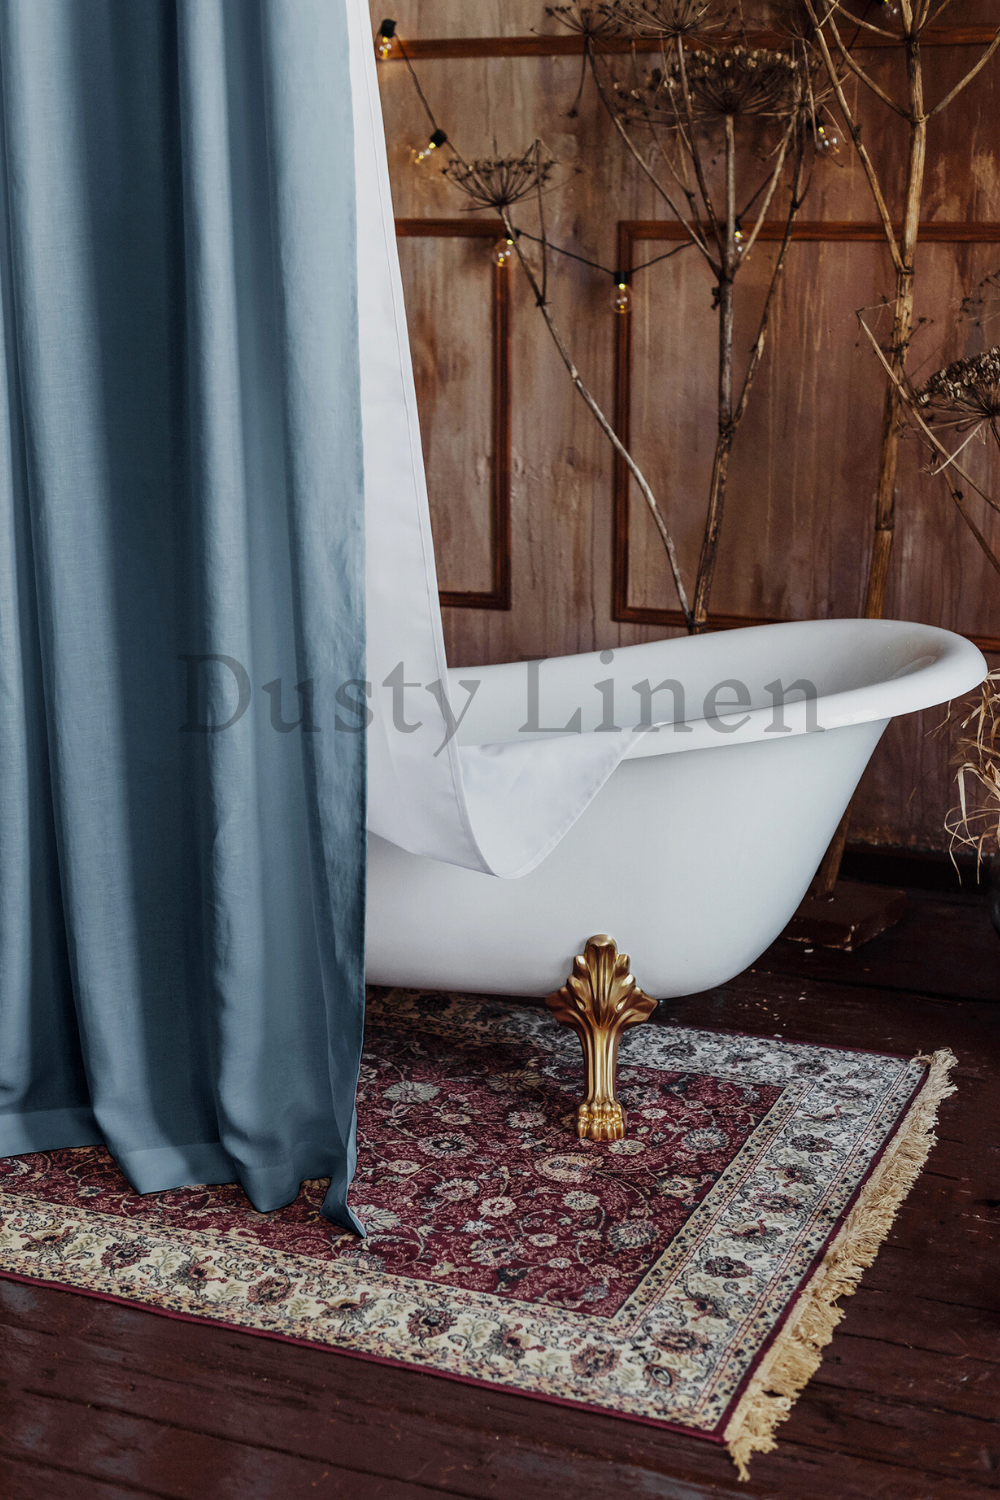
[371,0,1000,851]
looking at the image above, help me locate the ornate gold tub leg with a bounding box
[545,935,657,1142]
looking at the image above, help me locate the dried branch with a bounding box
[735,131,808,425]
[560,7,819,630]
[859,319,1000,534]
[821,0,897,39]
[824,10,908,118]
[692,121,809,625]
[446,145,693,627]
[943,670,1000,866]
[802,0,904,272]
[931,27,1000,117]
[498,211,694,626]
[945,475,1000,581]
[585,39,719,269]
[737,114,794,264]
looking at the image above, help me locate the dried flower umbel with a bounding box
[639,46,804,122]
[544,3,622,38]
[442,149,556,212]
[608,0,711,38]
[687,46,802,117]
[916,348,1000,436]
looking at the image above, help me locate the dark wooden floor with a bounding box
[2,878,998,1499]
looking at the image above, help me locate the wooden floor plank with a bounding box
[757,890,1000,1005]
[0,1310,748,1500]
[777,1384,1000,1486]
[838,1285,1000,1364]
[807,1334,1000,1421]
[0,1453,164,1500]
[0,1390,457,1500]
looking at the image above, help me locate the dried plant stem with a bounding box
[811,322,1000,898]
[585,42,718,271]
[693,120,804,627]
[806,0,1000,620]
[499,208,694,629]
[584,38,808,629]
[693,114,736,628]
[945,478,1000,582]
[804,2,902,271]
[803,0,999,894]
[859,319,1000,576]
[696,133,807,632]
[864,109,926,620]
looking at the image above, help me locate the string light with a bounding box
[493,238,514,267]
[375,18,396,61]
[816,123,839,153]
[613,277,631,315]
[411,127,448,167]
[734,224,745,257]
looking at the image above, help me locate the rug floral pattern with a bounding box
[0,990,927,1438]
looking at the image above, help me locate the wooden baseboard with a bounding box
[841,845,983,893]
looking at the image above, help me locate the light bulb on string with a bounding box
[734,224,745,258]
[375,17,396,60]
[411,128,448,168]
[493,238,514,268]
[613,277,631,315]
[816,123,839,154]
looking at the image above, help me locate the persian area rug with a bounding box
[0,991,954,1477]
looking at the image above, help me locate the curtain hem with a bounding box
[0,1107,102,1156]
[0,1116,363,1233]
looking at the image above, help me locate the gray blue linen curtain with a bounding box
[0,0,366,1232]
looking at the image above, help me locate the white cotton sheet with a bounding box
[346,0,642,878]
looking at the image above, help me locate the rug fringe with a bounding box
[723,1047,957,1481]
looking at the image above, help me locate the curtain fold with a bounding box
[0,0,366,1231]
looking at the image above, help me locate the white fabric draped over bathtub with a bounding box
[347,0,637,878]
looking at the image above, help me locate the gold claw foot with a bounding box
[576,1099,626,1142]
[545,935,657,1143]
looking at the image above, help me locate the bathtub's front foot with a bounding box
[545,935,657,1143]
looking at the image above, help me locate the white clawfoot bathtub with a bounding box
[366,618,986,998]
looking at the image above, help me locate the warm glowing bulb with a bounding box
[411,128,448,168]
[376,18,396,59]
[494,238,514,267]
[613,281,631,315]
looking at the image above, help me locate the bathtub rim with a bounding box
[446,618,986,764]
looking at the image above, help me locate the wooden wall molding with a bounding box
[381,28,996,62]
[396,218,512,611]
[612,218,1000,655]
